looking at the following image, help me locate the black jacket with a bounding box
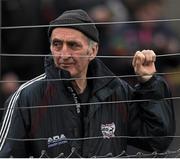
[0,58,175,158]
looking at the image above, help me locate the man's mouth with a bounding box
[60,63,74,68]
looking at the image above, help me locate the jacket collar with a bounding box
[44,56,118,98]
[87,58,116,95]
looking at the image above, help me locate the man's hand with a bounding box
[132,50,156,82]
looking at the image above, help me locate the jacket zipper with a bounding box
[67,86,81,114]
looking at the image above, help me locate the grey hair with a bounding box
[88,38,98,49]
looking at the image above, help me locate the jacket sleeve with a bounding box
[127,75,175,152]
[0,93,30,157]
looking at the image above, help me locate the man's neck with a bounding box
[72,78,87,94]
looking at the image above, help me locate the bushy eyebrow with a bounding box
[51,38,82,45]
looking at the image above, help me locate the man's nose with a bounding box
[60,45,71,59]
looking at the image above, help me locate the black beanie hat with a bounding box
[48,9,99,43]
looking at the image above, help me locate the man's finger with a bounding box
[142,50,156,64]
[132,51,145,67]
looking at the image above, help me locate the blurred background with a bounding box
[1,0,180,157]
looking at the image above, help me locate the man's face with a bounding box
[50,28,97,78]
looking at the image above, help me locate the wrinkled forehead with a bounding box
[51,27,89,42]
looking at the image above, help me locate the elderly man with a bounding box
[0,9,175,158]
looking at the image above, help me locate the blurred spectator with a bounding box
[0,72,20,121]
[87,0,130,59]
[103,0,180,80]
[40,0,106,23]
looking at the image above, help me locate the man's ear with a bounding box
[89,43,99,61]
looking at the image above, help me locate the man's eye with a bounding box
[68,42,81,49]
[53,41,61,47]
